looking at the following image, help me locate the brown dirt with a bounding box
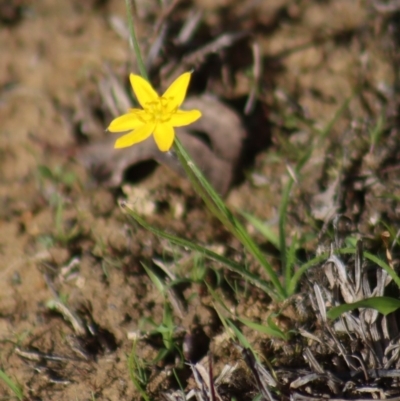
[1,0,400,400]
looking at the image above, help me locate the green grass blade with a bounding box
[173,138,285,300]
[327,296,400,320]
[227,319,253,349]
[338,248,400,288]
[284,233,298,295]
[369,112,385,151]
[210,289,265,359]
[237,316,288,340]
[141,262,166,295]
[279,175,293,287]
[121,202,278,298]
[241,211,279,249]
[173,138,228,226]
[0,369,23,401]
[363,251,400,288]
[124,0,148,80]
[152,348,170,365]
[288,253,332,295]
[318,93,354,140]
[128,341,150,401]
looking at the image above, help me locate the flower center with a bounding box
[144,97,176,123]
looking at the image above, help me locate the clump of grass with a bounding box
[36,164,81,246]
[128,340,151,401]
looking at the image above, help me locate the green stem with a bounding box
[124,0,148,80]
[280,175,294,290]
[173,138,286,300]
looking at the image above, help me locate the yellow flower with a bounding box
[108,72,202,152]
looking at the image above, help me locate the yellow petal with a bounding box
[162,72,191,110]
[169,109,201,127]
[108,111,144,132]
[130,74,159,108]
[114,123,154,149]
[153,123,175,152]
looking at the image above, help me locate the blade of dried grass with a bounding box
[242,348,276,401]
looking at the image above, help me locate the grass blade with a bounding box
[327,296,400,320]
[173,138,285,300]
[121,201,278,297]
[128,341,150,401]
[241,212,279,250]
[237,316,288,340]
[0,369,23,401]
